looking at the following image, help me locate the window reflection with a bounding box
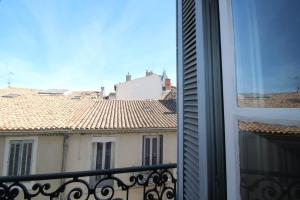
[239,121,300,200]
[232,0,300,107]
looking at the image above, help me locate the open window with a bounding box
[219,0,300,199]
[178,0,300,199]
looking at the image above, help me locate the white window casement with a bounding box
[178,0,300,199]
[91,137,115,185]
[219,0,300,199]
[3,137,38,177]
[142,135,163,166]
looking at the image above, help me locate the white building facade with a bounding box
[114,71,171,100]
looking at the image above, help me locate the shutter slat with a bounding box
[182,0,194,15]
[184,95,198,101]
[184,57,196,70]
[184,76,197,85]
[184,64,196,76]
[184,117,198,126]
[182,0,200,199]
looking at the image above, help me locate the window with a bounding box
[239,124,300,200]
[7,140,33,176]
[219,0,300,199]
[143,136,163,165]
[232,0,300,108]
[3,137,37,177]
[91,138,115,185]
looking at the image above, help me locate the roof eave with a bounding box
[0,127,176,136]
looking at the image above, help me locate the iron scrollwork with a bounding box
[241,170,300,200]
[0,164,177,200]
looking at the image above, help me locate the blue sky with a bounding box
[0,0,176,92]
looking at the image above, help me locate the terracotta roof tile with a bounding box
[239,121,300,135]
[0,87,176,132]
[68,100,176,130]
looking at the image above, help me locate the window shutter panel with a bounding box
[179,0,227,199]
[159,135,163,164]
[26,143,32,175]
[181,0,201,199]
[142,136,145,165]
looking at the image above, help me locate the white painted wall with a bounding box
[65,131,176,171]
[115,74,164,100]
[65,131,177,200]
[0,131,176,200]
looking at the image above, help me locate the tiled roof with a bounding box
[163,87,176,100]
[0,88,94,131]
[0,87,176,132]
[239,121,300,135]
[68,100,176,130]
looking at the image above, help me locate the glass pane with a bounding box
[159,135,163,164]
[239,121,300,200]
[152,138,157,165]
[21,143,28,175]
[26,143,32,175]
[232,0,300,108]
[14,143,20,176]
[95,143,103,182]
[144,138,151,165]
[95,143,103,170]
[8,143,15,176]
[104,142,112,169]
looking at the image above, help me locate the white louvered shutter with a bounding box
[178,0,228,199]
[181,0,201,199]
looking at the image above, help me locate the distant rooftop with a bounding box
[0,87,176,132]
[239,121,300,135]
[37,89,68,95]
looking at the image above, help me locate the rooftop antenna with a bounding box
[8,72,13,88]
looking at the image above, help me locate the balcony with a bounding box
[0,164,177,200]
[241,169,300,200]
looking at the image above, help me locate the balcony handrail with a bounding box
[0,163,177,183]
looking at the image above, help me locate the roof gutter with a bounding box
[70,127,176,134]
[0,129,69,136]
[59,131,69,199]
[0,128,176,136]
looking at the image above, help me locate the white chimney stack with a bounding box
[126,73,131,82]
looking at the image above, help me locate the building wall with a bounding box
[36,135,64,173]
[0,137,5,174]
[65,131,177,200]
[65,131,176,170]
[0,135,64,175]
[0,131,176,199]
[0,131,176,174]
[115,74,163,100]
[0,135,64,200]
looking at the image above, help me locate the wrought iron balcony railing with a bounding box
[0,163,177,200]
[241,169,300,200]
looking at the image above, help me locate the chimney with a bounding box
[165,79,171,90]
[126,73,131,82]
[146,70,153,76]
[100,86,105,97]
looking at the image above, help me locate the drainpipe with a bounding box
[60,132,69,200]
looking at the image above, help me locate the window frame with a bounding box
[142,135,163,166]
[90,137,115,187]
[3,136,38,179]
[218,0,300,199]
[91,137,115,171]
